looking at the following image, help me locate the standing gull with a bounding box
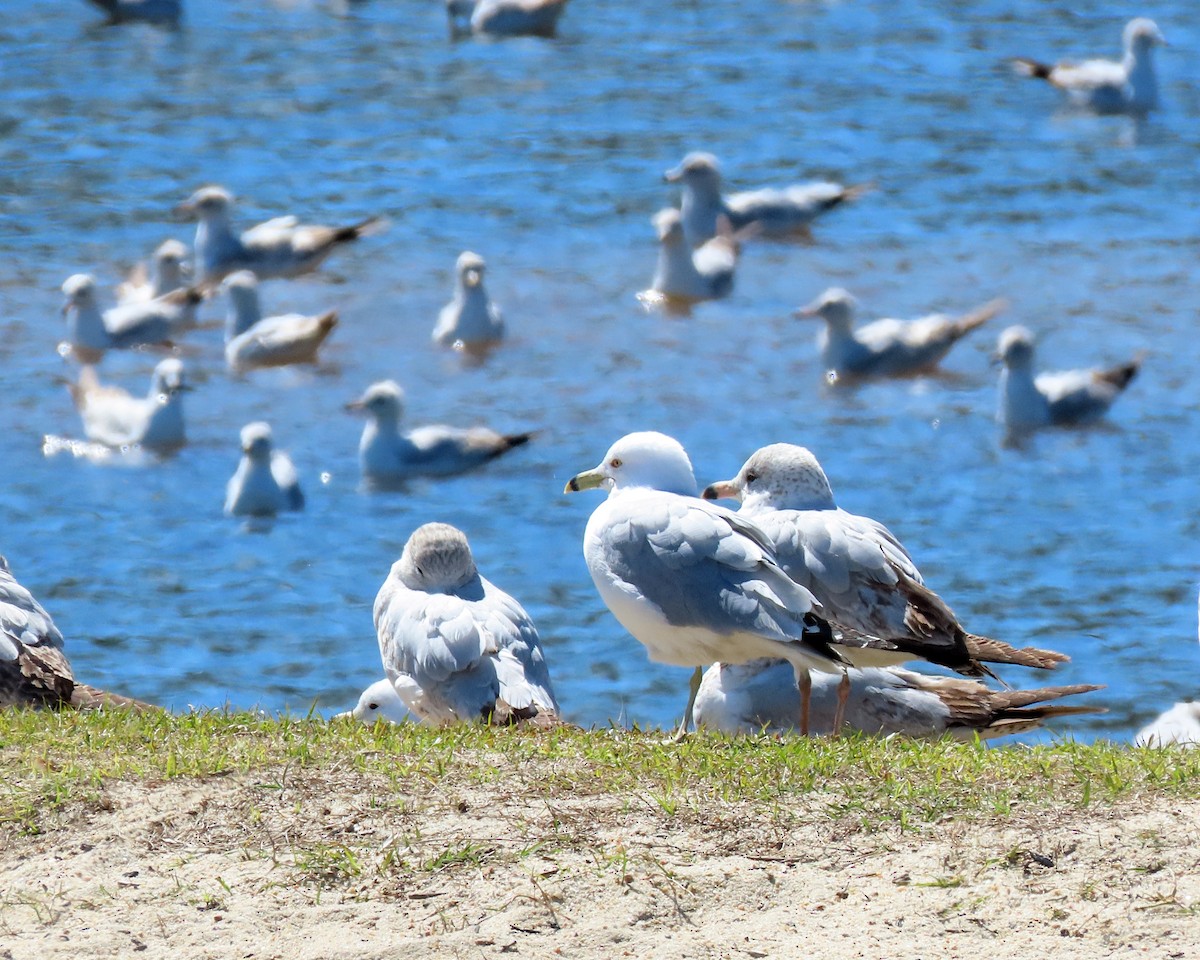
[117,239,191,304]
[446,0,569,38]
[796,288,1006,380]
[62,273,203,365]
[434,251,504,354]
[641,208,739,310]
[69,357,191,451]
[221,270,338,372]
[224,422,304,518]
[564,431,854,736]
[373,522,559,725]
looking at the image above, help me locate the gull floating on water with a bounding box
[179,186,384,284]
[224,422,305,518]
[346,380,532,487]
[337,679,411,725]
[640,208,739,311]
[996,325,1141,438]
[1012,18,1166,116]
[664,152,868,248]
[373,523,560,725]
[433,251,504,354]
[62,273,202,365]
[221,270,338,372]
[796,288,1006,380]
[85,0,182,26]
[694,659,1103,739]
[117,239,191,305]
[68,357,190,451]
[564,431,856,736]
[446,0,569,38]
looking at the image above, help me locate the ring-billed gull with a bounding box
[640,209,739,311]
[85,0,182,26]
[564,431,856,737]
[336,679,411,725]
[1012,18,1166,116]
[178,186,384,284]
[62,273,203,365]
[694,659,1103,739]
[224,422,305,518]
[68,358,191,451]
[796,288,1006,381]
[996,325,1141,438]
[373,522,560,725]
[446,0,569,38]
[433,252,504,354]
[346,380,532,487]
[117,239,191,305]
[221,271,338,372]
[664,152,869,248]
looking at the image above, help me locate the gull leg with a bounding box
[794,666,812,737]
[831,669,850,737]
[671,666,704,743]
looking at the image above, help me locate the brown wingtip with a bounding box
[317,310,339,332]
[966,633,1070,670]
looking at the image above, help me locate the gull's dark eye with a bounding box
[745,472,759,484]
[609,457,622,468]
[368,702,379,710]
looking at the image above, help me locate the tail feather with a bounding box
[333,216,388,243]
[966,633,1069,670]
[953,298,1008,337]
[1096,355,1142,391]
[316,310,339,335]
[502,432,534,452]
[838,181,875,205]
[1011,57,1054,80]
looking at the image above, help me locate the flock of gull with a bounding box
[5,8,1195,750]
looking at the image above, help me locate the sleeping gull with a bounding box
[62,273,203,365]
[117,239,191,304]
[664,151,869,248]
[373,522,559,725]
[178,186,384,284]
[996,325,1141,439]
[84,0,182,26]
[796,288,1006,380]
[694,660,1103,739]
[224,422,305,518]
[68,357,191,452]
[640,208,739,311]
[564,431,855,737]
[221,270,338,372]
[346,380,532,487]
[1012,18,1166,116]
[1135,588,1200,748]
[446,0,569,38]
[433,251,504,354]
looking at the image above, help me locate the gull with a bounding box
[796,288,1006,380]
[116,239,191,304]
[564,431,856,737]
[664,151,869,248]
[373,522,559,725]
[996,325,1141,438]
[1012,18,1166,116]
[84,0,182,26]
[346,380,532,487]
[433,251,504,354]
[62,273,203,365]
[178,186,384,284]
[68,357,191,451]
[224,422,305,518]
[446,0,569,38]
[694,660,1103,739]
[640,208,739,310]
[1135,588,1200,748]
[337,679,411,725]
[221,270,338,372]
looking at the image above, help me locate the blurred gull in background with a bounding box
[61,273,202,365]
[221,271,338,373]
[224,422,305,518]
[433,251,504,356]
[117,239,191,305]
[446,0,569,39]
[68,358,191,452]
[640,208,739,312]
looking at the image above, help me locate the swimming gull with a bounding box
[62,273,203,365]
[221,270,338,372]
[346,380,532,487]
[68,357,191,451]
[641,208,739,311]
[996,325,1141,439]
[373,522,560,725]
[84,0,182,26]
[664,151,869,248]
[224,422,305,518]
[564,431,854,737]
[117,239,191,304]
[178,186,384,284]
[796,287,1006,381]
[433,251,504,354]
[446,0,569,38]
[337,679,412,725]
[1012,18,1166,116]
[694,659,1103,739]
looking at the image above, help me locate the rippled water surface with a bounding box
[2,0,1199,739]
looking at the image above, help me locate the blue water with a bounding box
[2,0,1198,740]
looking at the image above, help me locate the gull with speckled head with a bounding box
[564,431,853,737]
[224,422,304,518]
[373,523,559,725]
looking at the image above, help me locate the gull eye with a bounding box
[609,457,622,468]
[368,702,378,710]
[744,472,759,484]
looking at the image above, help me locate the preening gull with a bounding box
[1012,18,1166,116]
[796,288,1006,380]
[337,679,412,725]
[84,0,182,26]
[221,270,338,372]
[433,251,504,354]
[224,422,304,518]
[564,431,854,736]
[641,208,739,310]
[373,523,559,725]
[347,380,532,487]
[996,325,1141,438]
[178,186,384,284]
[664,151,868,248]
[117,239,191,304]
[694,659,1103,739]
[62,273,202,365]
[447,0,569,38]
[68,357,191,451]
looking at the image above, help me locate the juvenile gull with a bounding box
[1012,18,1166,116]
[373,523,559,725]
[62,273,203,365]
[664,152,868,248]
[641,208,739,310]
[337,679,411,725]
[446,0,569,38]
[221,270,338,372]
[564,431,854,736]
[179,186,383,284]
[346,380,532,487]
[84,0,182,26]
[224,422,304,518]
[996,325,1141,438]
[796,288,1006,380]
[68,357,190,451]
[694,660,1103,739]
[433,251,504,354]
[117,239,191,304]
